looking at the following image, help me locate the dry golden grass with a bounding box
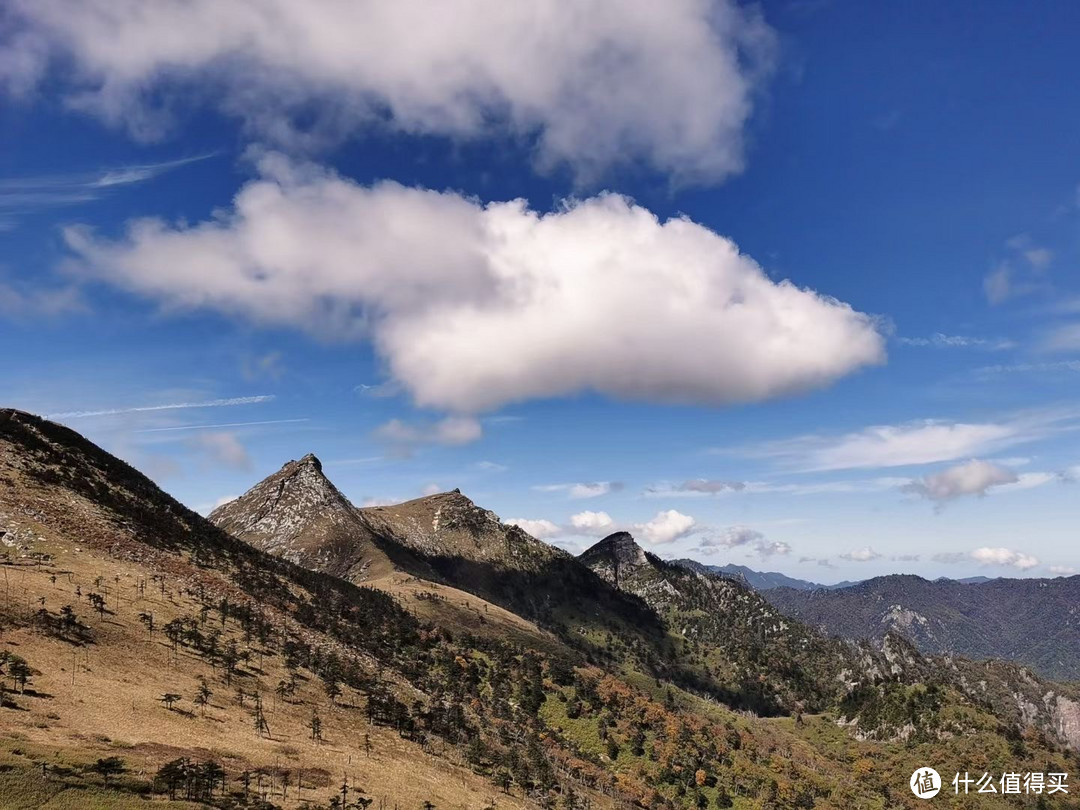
[1,540,549,809]
[369,573,568,658]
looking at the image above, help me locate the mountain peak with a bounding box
[586,531,644,557]
[359,488,562,568]
[297,452,323,471]
[209,452,395,580]
[578,532,649,587]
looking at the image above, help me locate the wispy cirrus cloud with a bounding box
[188,431,252,470]
[647,478,747,495]
[48,395,274,419]
[0,154,217,223]
[534,481,624,499]
[730,409,1077,472]
[134,417,308,433]
[0,278,83,317]
[373,415,483,452]
[1039,322,1080,354]
[646,476,909,497]
[897,332,1015,350]
[984,234,1054,305]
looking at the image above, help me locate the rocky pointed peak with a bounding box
[207,452,400,580]
[297,452,323,471]
[578,532,650,588]
[210,452,358,548]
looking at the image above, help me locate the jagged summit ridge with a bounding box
[360,488,564,567]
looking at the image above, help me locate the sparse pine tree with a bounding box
[91,756,125,786]
[194,677,212,714]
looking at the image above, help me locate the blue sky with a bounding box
[2,1,1079,582]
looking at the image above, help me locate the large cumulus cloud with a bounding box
[64,156,885,413]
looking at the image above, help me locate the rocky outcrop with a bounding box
[577,532,648,588]
[209,453,395,581]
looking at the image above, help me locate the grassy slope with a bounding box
[1,534,533,810]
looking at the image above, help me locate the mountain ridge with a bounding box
[766,572,1080,680]
[5,409,1080,810]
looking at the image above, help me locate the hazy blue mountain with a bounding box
[765,573,1080,680]
[672,559,860,591]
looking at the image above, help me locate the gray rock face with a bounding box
[577,531,648,588]
[209,454,394,581]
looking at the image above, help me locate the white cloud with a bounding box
[839,546,881,562]
[1049,565,1077,576]
[506,518,561,540]
[420,483,442,496]
[695,525,790,558]
[534,482,623,499]
[902,459,1019,503]
[1024,247,1054,270]
[970,546,1040,570]
[0,279,83,318]
[745,411,1073,472]
[190,431,251,470]
[984,237,1053,305]
[1040,322,1080,354]
[569,482,618,499]
[984,264,1013,305]
[63,155,886,413]
[213,494,238,509]
[373,415,483,449]
[361,496,399,507]
[569,510,615,535]
[6,0,776,182]
[635,510,696,545]
[756,539,791,557]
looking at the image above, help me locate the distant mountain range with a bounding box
[673,560,860,591]
[764,573,1080,680]
[674,561,995,592]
